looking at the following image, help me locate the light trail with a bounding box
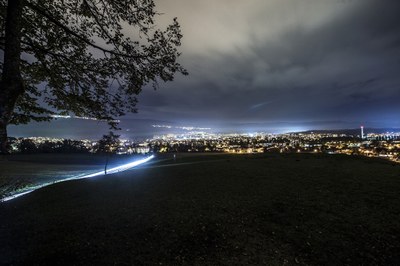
[82,155,154,177]
[1,155,154,202]
[51,114,120,123]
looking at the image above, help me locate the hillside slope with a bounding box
[1,153,400,265]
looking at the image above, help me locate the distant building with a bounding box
[361,126,364,139]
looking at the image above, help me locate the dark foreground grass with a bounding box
[1,153,400,265]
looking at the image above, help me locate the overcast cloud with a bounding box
[11,0,400,138]
[135,0,400,128]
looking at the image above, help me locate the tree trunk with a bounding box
[0,0,25,154]
[0,121,8,153]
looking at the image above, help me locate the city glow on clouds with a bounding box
[1,155,154,202]
[136,0,400,128]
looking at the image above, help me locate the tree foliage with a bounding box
[96,131,120,154]
[0,0,187,152]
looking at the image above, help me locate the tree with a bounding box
[57,139,89,153]
[18,138,37,153]
[0,0,187,153]
[96,131,120,154]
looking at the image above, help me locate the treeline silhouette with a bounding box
[8,138,90,154]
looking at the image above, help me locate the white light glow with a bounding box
[51,114,120,123]
[1,155,154,202]
[82,155,154,177]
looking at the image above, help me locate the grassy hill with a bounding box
[1,153,400,265]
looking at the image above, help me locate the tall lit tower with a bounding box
[360,125,364,139]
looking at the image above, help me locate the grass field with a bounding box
[1,153,400,265]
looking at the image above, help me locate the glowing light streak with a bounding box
[152,124,211,131]
[83,155,154,177]
[1,155,154,202]
[51,114,120,123]
[152,124,172,129]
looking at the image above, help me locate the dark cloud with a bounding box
[141,0,400,129]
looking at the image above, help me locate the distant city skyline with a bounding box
[9,116,400,140]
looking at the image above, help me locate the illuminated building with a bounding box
[361,125,364,139]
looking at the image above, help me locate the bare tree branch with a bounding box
[25,1,144,59]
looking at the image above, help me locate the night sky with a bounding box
[10,0,400,139]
